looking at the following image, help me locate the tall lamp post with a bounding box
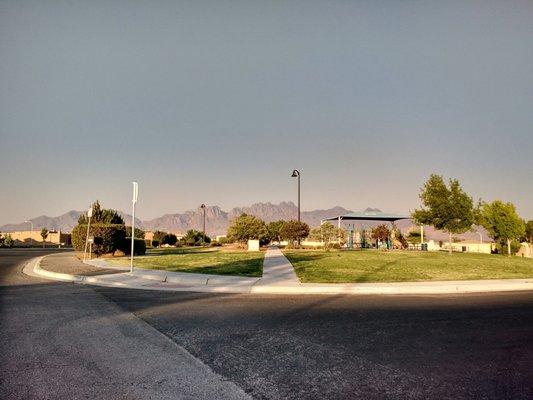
[291,170,300,222]
[200,204,206,245]
[25,220,34,247]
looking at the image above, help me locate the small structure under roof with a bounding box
[322,209,410,224]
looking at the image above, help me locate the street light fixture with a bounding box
[200,204,206,245]
[291,170,300,222]
[25,220,33,247]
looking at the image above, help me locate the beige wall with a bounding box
[1,230,71,246]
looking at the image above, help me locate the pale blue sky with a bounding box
[1,0,532,225]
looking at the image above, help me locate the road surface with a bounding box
[1,249,532,399]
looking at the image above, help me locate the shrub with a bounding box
[210,240,222,247]
[121,238,146,255]
[151,240,160,248]
[72,223,127,256]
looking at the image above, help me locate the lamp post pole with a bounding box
[291,170,300,222]
[130,181,138,273]
[200,204,206,245]
[25,220,34,247]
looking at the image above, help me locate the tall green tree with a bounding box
[412,174,474,254]
[309,221,339,250]
[266,220,285,243]
[478,200,525,255]
[279,220,310,247]
[40,228,49,248]
[227,214,268,244]
[524,220,533,244]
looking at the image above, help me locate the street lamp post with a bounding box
[200,204,206,245]
[25,220,34,247]
[291,170,300,222]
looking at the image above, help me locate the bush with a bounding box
[72,223,127,256]
[210,240,222,247]
[151,240,160,248]
[495,240,521,255]
[121,238,146,255]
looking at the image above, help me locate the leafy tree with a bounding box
[162,233,178,246]
[478,200,525,255]
[412,174,474,254]
[126,226,145,240]
[78,200,124,225]
[267,220,285,243]
[309,221,339,250]
[524,220,533,244]
[183,229,210,246]
[227,214,268,244]
[371,224,391,242]
[40,228,49,248]
[152,231,167,245]
[279,220,310,247]
[406,230,422,244]
[71,201,127,256]
[4,234,14,248]
[0,233,3,247]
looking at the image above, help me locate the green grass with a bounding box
[283,249,533,283]
[109,247,264,277]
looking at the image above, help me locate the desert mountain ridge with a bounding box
[0,202,490,241]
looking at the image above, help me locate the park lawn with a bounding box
[110,247,264,277]
[283,249,533,283]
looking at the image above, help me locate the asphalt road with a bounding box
[1,249,533,399]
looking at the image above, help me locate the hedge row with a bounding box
[72,224,146,256]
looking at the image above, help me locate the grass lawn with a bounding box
[110,247,264,277]
[283,249,533,283]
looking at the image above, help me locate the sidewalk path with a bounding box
[258,246,300,285]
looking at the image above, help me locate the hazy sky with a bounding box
[1,0,532,225]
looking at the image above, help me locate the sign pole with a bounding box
[83,206,93,262]
[130,182,138,273]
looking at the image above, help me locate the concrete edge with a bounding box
[23,255,533,295]
[23,255,85,283]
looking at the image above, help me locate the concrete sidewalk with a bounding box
[27,250,533,295]
[255,246,300,285]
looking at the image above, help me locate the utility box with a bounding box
[248,239,260,251]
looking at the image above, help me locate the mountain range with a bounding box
[0,202,490,241]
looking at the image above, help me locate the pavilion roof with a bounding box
[322,210,410,222]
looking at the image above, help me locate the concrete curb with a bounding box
[25,255,533,295]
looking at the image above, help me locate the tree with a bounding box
[183,230,210,246]
[152,231,167,246]
[0,233,3,247]
[524,220,533,244]
[40,228,49,248]
[267,220,285,243]
[4,234,14,248]
[279,220,310,247]
[162,233,178,246]
[478,200,525,255]
[371,224,390,243]
[309,221,338,250]
[126,226,145,240]
[227,214,268,244]
[406,230,422,244]
[71,201,127,256]
[412,174,474,254]
[77,200,124,225]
